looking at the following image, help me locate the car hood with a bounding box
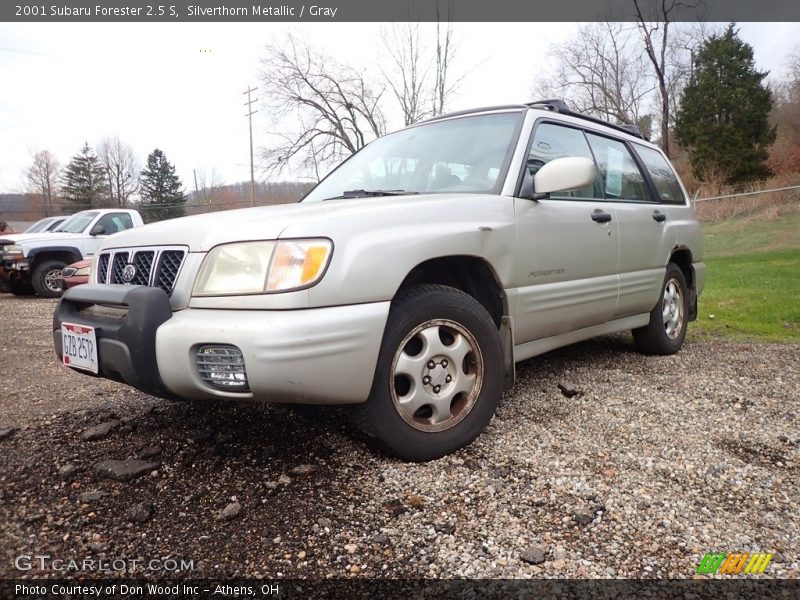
[0,232,83,246]
[0,233,44,244]
[66,259,92,269]
[102,195,499,253]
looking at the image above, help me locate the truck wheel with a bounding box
[31,260,66,298]
[361,284,503,461]
[633,262,688,355]
[9,281,35,296]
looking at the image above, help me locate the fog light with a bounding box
[196,345,249,391]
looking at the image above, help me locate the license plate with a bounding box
[62,322,99,374]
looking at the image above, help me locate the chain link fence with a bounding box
[692,185,800,259]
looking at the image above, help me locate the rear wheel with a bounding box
[633,262,688,355]
[31,260,66,298]
[360,284,503,461]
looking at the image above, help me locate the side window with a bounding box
[95,213,134,235]
[585,133,650,202]
[528,123,601,199]
[634,145,686,205]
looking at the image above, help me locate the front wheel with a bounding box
[632,263,689,355]
[360,284,503,461]
[31,260,66,298]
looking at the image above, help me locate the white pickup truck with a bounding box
[0,208,143,297]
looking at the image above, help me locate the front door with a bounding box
[512,122,620,343]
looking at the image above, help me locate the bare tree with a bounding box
[98,136,139,207]
[259,34,387,176]
[532,22,655,131]
[381,23,431,125]
[532,8,708,155]
[192,167,225,205]
[632,0,706,156]
[767,48,800,174]
[784,48,800,104]
[432,4,462,117]
[380,14,465,126]
[26,150,60,216]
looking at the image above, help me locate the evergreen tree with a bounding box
[138,149,186,222]
[60,143,110,209]
[675,24,776,184]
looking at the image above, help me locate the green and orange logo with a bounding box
[697,552,773,575]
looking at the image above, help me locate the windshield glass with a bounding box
[25,218,51,233]
[303,112,523,202]
[56,212,98,234]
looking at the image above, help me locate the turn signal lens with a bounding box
[266,240,333,291]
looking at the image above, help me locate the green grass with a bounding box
[700,211,800,258]
[691,250,800,343]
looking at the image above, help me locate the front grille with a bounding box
[96,247,186,296]
[156,250,184,294]
[131,251,154,286]
[110,252,130,284]
[97,254,109,283]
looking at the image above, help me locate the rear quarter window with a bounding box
[634,145,686,205]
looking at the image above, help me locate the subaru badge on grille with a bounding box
[121,264,137,283]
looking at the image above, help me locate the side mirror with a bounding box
[89,225,106,236]
[530,156,597,199]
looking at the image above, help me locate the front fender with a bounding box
[26,245,83,263]
[300,196,517,308]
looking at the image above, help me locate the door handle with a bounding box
[591,210,612,224]
[652,211,667,223]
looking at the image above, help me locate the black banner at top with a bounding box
[3,0,800,23]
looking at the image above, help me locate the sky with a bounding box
[0,21,797,193]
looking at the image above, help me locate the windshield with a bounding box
[303,112,523,203]
[25,218,52,233]
[56,212,98,234]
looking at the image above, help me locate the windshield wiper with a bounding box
[323,189,419,201]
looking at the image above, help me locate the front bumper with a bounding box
[0,262,26,290]
[54,284,390,404]
[53,285,175,397]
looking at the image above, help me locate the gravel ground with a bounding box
[0,294,798,580]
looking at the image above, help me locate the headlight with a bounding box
[193,239,332,296]
[2,245,23,261]
[62,264,90,278]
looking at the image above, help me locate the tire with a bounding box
[9,281,35,296]
[633,263,689,355]
[360,284,503,461]
[31,260,66,298]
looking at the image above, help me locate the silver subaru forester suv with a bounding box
[54,99,704,461]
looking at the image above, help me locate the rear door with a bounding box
[513,122,620,343]
[584,133,676,318]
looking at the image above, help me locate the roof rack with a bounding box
[526,99,648,140]
[418,104,528,124]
